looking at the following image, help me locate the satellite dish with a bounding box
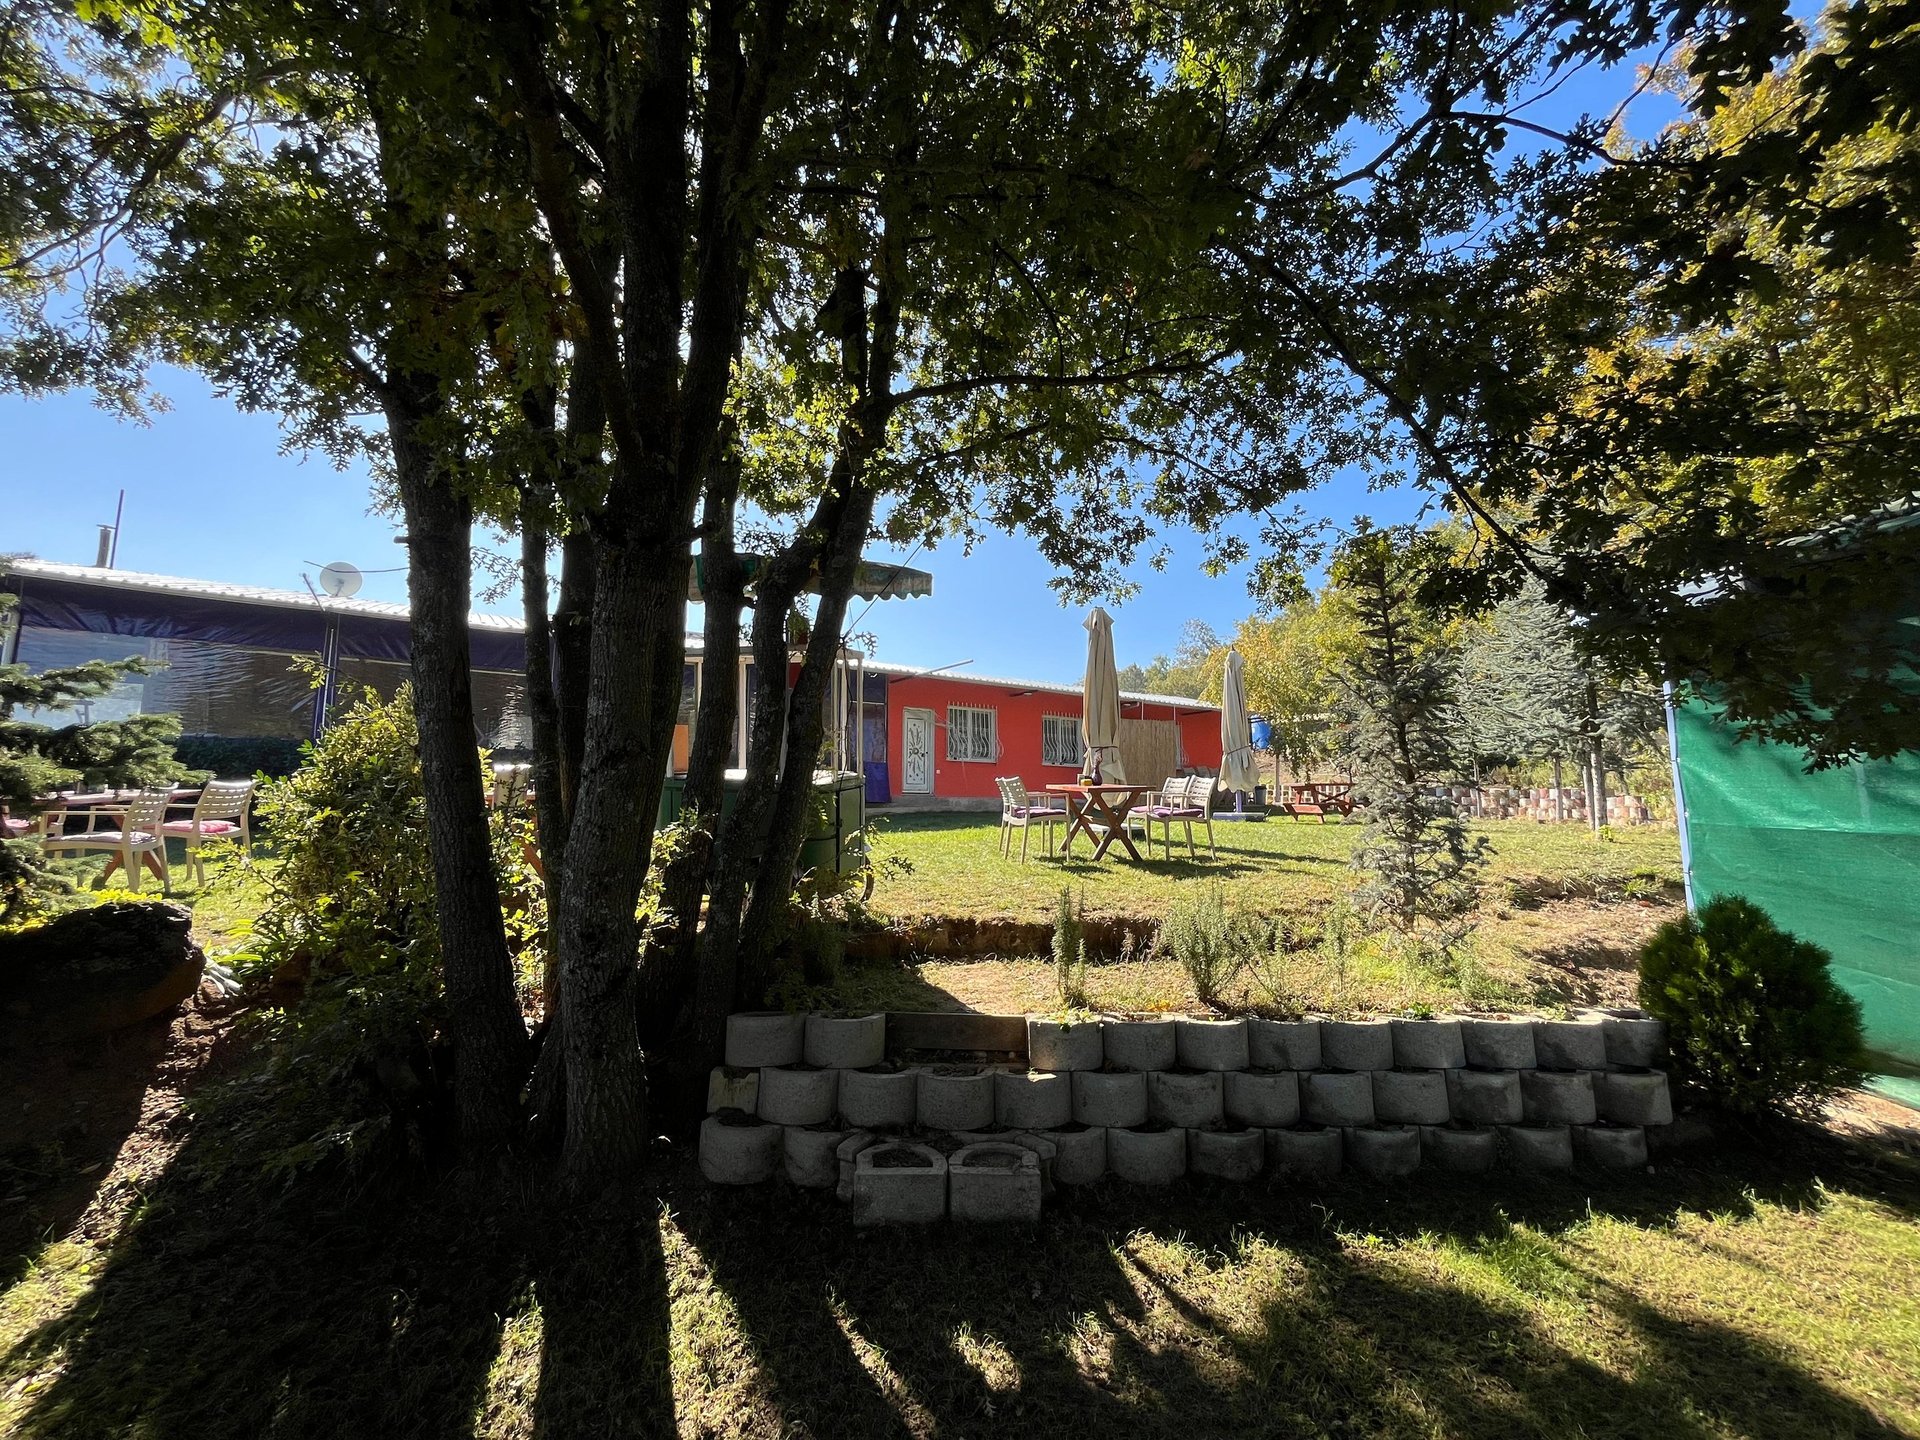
[317,562,363,599]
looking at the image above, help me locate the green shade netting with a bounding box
[1673,700,1920,1082]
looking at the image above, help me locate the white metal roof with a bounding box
[872,658,1218,711]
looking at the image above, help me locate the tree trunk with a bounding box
[388,383,529,1148]
[1552,755,1565,822]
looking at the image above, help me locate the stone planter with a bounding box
[1458,1016,1536,1070]
[1321,1018,1393,1072]
[1447,1068,1523,1126]
[1503,1124,1574,1170]
[805,1012,886,1069]
[706,1066,759,1116]
[835,1131,877,1201]
[996,1070,1072,1130]
[949,1143,1043,1222]
[1224,1069,1300,1128]
[1600,1012,1667,1069]
[1346,1125,1422,1180]
[1520,1069,1597,1126]
[1390,1017,1465,1069]
[1028,1017,1104,1072]
[1176,1017,1250,1072]
[1108,1125,1187,1185]
[1073,1069,1148,1128]
[757,1065,838,1126]
[1148,1069,1225,1128]
[1301,1070,1374,1127]
[1421,1125,1497,1173]
[1102,1016,1177,1071]
[725,1011,805,1068]
[839,1065,917,1130]
[1575,1123,1649,1170]
[1189,1127,1265,1181]
[699,1111,783,1184]
[785,1124,851,1188]
[917,1064,995,1130]
[1532,1016,1607,1071]
[1595,1069,1673,1126]
[1267,1126,1343,1183]
[850,1142,948,1225]
[1373,1069,1451,1125]
[1249,1017,1322,1071]
[1045,1123,1108,1185]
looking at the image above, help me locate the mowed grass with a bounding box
[867,812,1681,924]
[3,1051,1917,1440]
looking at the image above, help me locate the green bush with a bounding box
[1159,884,1272,1010]
[1052,887,1090,1009]
[1638,896,1866,1119]
[173,733,310,780]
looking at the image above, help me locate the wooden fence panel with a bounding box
[1118,718,1177,785]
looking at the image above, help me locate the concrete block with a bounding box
[995,1070,1072,1130]
[1108,1125,1187,1185]
[1373,1069,1451,1125]
[1148,1069,1225,1128]
[784,1124,851,1188]
[1502,1124,1574,1170]
[1575,1123,1650,1170]
[1249,1017,1322,1071]
[1447,1068,1523,1126]
[1189,1127,1265,1181]
[1225,1069,1300,1128]
[949,1143,1044,1222]
[1390,1018,1465,1069]
[1073,1069,1148,1128]
[757,1065,838,1126]
[1421,1125,1497,1173]
[1321,1018,1393,1072]
[699,1111,783,1184]
[725,1011,804,1068]
[850,1141,947,1225]
[1045,1124,1107,1185]
[917,1064,995,1130]
[1028,1017,1104,1072]
[1459,1016,1536,1070]
[1532,1016,1607,1071]
[1176,1017,1250,1071]
[1102,1016,1177,1071]
[1601,1012,1667,1069]
[706,1065,759,1116]
[1345,1124,1422,1180]
[1520,1069,1597,1126]
[838,1065,916,1130]
[1267,1126,1343,1184]
[1595,1069,1673,1126]
[804,1011,885,1069]
[1302,1070,1374,1127]
[835,1130,877,1201]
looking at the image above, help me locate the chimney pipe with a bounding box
[95,525,114,568]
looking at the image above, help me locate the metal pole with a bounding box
[1663,682,1697,912]
[108,489,125,567]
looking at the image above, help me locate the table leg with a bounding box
[1088,795,1145,862]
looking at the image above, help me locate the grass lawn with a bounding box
[2,998,1918,1440]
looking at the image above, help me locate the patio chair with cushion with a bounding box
[996,777,1066,861]
[42,787,173,893]
[1129,777,1190,858]
[162,778,257,885]
[1135,774,1219,860]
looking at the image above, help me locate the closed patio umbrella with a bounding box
[1081,606,1127,783]
[1220,648,1258,794]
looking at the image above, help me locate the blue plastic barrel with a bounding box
[1249,717,1273,751]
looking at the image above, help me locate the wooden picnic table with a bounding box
[1044,781,1155,862]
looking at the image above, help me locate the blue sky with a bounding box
[1,40,1689,686]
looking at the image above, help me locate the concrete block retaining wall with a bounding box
[703,1009,1674,1222]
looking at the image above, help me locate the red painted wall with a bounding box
[883,672,1222,800]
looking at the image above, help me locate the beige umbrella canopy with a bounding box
[1219,647,1258,793]
[1080,606,1127,783]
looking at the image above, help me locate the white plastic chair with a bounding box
[996,777,1065,861]
[1135,775,1216,859]
[44,788,173,892]
[161,779,257,886]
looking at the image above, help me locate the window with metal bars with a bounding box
[1040,713,1083,768]
[946,704,997,762]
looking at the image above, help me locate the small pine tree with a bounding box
[1332,528,1488,949]
[1,592,199,922]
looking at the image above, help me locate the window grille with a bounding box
[946,704,997,762]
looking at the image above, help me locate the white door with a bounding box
[902,708,934,794]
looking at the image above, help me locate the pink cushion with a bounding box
[2,817,28,836]
[162,819,239,835]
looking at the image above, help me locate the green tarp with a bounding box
[1672,701,1920,1100]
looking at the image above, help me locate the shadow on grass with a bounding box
[9,1082,1916,1440]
